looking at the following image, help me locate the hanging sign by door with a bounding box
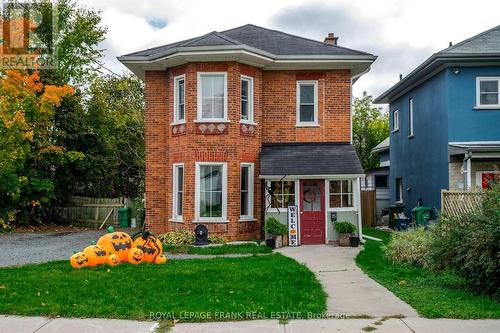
[288,205,298,246]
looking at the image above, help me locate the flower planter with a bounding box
[338,233,350,247]
[349,236,360,247]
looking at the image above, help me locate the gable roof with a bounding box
[375,25,500,104]
[371,137,390,154]
[260,142,364,176]
[118,24,376,80]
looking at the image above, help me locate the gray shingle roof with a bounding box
[260,142,364,176]
[375,25,500,103]
[123,24,372,59]
[371,137,390,154]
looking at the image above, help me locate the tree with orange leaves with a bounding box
[0,69,77,227]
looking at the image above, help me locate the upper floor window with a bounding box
[240,76,254,123]
[392,110,399,132]
[296,81,318,126]
[173,75,185,123]
[197,72,227,121]
[476,77,500,108]
[408,98,414,137]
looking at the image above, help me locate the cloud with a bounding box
[270,2,434,98]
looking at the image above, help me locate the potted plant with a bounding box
[334,221,357,247]
[265,217,288,249]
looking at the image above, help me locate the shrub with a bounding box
[265,217,288,236]
[158,230,195,245]
[384,228,432,267]
[334,221,356,234]
[208,234,227,244]
[429,183,500,296]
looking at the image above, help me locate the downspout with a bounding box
[350,68,371,144]
[463,151,472,190]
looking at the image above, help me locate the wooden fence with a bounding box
[58,196,130,228]
[361,190,376,227]
[441,190,482,217]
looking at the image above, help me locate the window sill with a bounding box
[192,219,229,223]
[474,105,500,110]
[194,120,230,123]
[239,217,256,222]
[408,135,414,139]
[328,207,356,212]
[240,120,257,126]
[168,218,184,223]
[170,121,186,126]
[392,129,399,133]
[295,124,320,128]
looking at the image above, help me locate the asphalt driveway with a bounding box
[0,229,136,267]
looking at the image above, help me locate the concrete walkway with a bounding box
[3,315,500,333]
[276,245,418,317]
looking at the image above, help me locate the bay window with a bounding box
[240,75,254,123]
[240,163,254,219]
[173,75,185,123]
[195,162,227,221]
[172,164,184,219]
[197,72,227,121]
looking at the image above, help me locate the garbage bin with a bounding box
[412,206,432,227]
[388,204,405,229]
[118,207,131,228]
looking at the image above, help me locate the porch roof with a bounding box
[260,142,364,177]
[449,142,500,155]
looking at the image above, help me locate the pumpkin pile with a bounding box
[69,226,168,269]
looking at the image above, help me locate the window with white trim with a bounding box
[196,163,227,220]
[197,72,227,121]
[173,75,185,123]
[395,178,403,203]
[240,76,254,123]
[408,98,414,137]
[329,180,353,208]
[240,163,254,219]
[269,181,295,209]
[172,164,184,219]
[296,81,318,126]
[477,77,500,107]
[392,110,399,132]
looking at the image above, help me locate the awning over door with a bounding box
[260,142,364,177]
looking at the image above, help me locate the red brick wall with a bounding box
[143,62,351,240]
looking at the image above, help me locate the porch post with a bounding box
[355,177,363,241]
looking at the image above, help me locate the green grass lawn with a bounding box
[0,254,325,321]
[358,228,500,319]
[164,243,272,255]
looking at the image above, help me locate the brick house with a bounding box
[118,24,376,244]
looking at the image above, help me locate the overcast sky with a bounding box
[82,0,500,99]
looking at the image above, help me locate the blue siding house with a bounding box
[375,26,500,215]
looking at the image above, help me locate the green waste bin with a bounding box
[118,207,131,228]
[412,206,432,227]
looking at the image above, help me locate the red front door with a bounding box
[300,180,325,245]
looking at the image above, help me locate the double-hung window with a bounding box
[240,163,254,219]
[476,77,500,108]
[392,110,399,132]
[172,164,184,220]
[240,76,254,123]
[296,81,318,126]
[195,162,227,221]
[408,98,414,137]
[197,72,227,121]
[395,178,403,203]
[173,75,185,123]
[329,180,354,208]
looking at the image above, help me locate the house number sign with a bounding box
[288,205,298,246]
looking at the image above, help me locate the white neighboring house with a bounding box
[362,137,390,218]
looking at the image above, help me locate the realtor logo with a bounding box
[1,0,57,69]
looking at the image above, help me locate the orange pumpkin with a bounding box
[107,253,120,266]
[133,235,163,263]
[128,248,144,265]
[155,254,168,265]
[97,231,133,262]
[70,252,88,269]
[83,244,107,267]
